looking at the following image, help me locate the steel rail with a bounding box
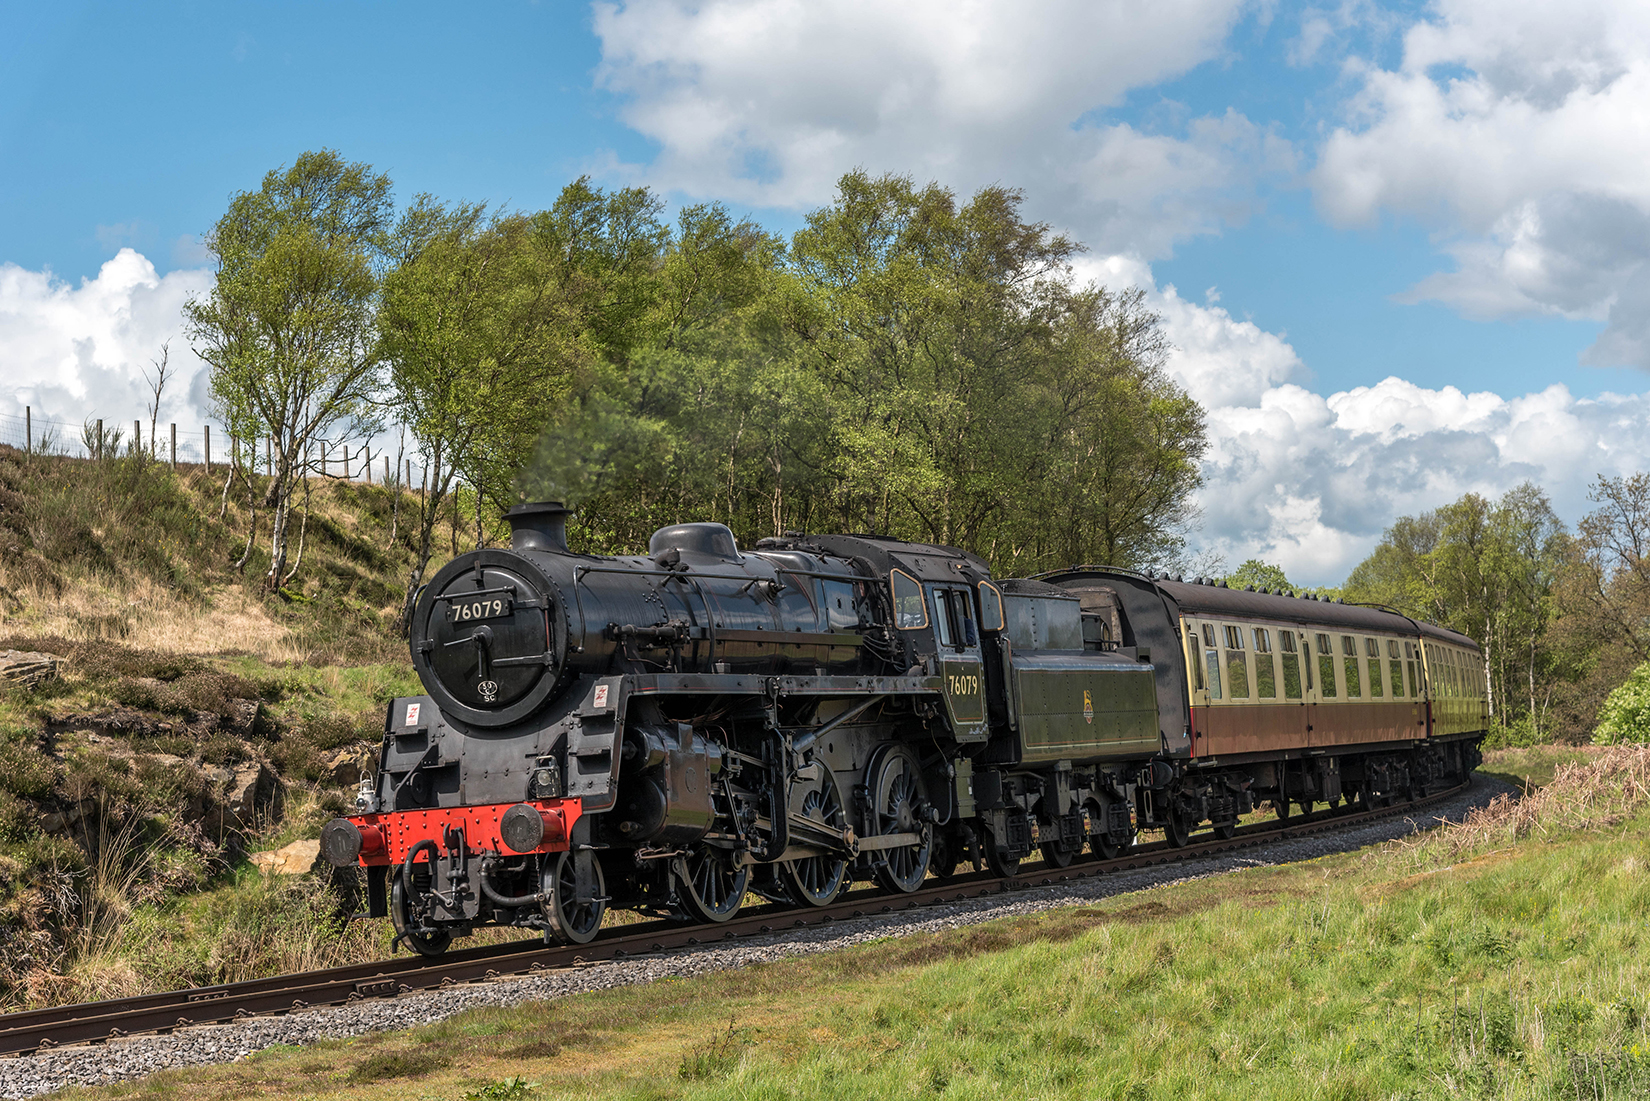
[0,781,1469,1057]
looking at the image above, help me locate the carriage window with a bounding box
[1279,631,1302,698]
[1226,645,1250,699]
[1366,638,1384,697]
[1387,640,1404,698]
[1203,624,1223,700]
[1252,628,1276,698]
[1316,633,1336,697]
[1225,625,1245,649]
[1341,635,1362,697]
[891,570,927,629]
[977,582,1004,632]
[1187,623,1205,690]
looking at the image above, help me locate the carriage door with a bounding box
[931,584,987,740]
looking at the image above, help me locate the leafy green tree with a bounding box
[185,150,392,591]
[378,199,595,628]
[1343,483,1563,735]
[1592,660,1650,743]
[1226,559,1294,591]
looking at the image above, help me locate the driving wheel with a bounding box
[867,746,933,893]
[780,764,850,907]
[672,847,748,923]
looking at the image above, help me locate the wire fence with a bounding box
[0,407,437,490]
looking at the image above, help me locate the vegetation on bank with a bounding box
[36,747,1650,1101]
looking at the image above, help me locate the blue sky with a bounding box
[5,0,1650,582]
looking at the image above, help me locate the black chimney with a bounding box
[505,501,572,553]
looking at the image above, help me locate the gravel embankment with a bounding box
[0,778,1508,1099]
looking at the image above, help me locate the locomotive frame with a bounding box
[320,503,1487,954]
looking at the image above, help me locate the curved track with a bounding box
[0,783,1466,1056]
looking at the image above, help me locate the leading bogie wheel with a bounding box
[391,869,453,958]
[672,848,748,923]
[868,746,933,893]
[543,851,606,945]
[1211,820,1237,841]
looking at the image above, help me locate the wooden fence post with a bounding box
[267,436,272,476]
[204,425,211,473]
[383,454,390,484]
[170,423,176,469]
[96,419,103,461]
[364,446,372,484]
[24,407,30,455]
[135,420,142,457]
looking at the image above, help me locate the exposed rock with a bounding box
[224,762,276,824]
[0,649,59,690]
[222,699,262,737]
[320,747,374,787]
[248,838,321,876]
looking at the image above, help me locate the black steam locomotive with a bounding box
[321,503,1484,954]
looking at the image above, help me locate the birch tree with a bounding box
[185,150,391,591]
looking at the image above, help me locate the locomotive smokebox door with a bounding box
[930,583,988,740]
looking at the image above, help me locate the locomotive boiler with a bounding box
[321,502,1484,954]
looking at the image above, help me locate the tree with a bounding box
[379,197,597,629]
[186,150,392,591]
[1226,559,1294,591]
[1343,483,1563,736]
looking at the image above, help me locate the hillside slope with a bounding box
[0,444,481,1008]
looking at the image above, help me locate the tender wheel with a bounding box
[928,829,964,882]
[391,869,452,957]
[672,847,748,923]
[983,827,1020,879]
[1273,797,1291,822]
[867,746,933,893]
[543,851,606,945]
[1089,799,1129,859]
[1040,839,1079,868]
[781,765,849,907]
[1164,809,1192,848]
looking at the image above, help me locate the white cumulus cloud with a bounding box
[592,0,1291,257]
[1312,0,1650,365]
[0,250,215,451]
[1082,256,1650,585]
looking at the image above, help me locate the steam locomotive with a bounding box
[320,503,1486,954]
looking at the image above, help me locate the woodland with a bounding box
[186,151,1206,629]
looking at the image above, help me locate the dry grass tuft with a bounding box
[1409,745,1650,864]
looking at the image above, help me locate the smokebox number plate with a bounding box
[448,596,514,623]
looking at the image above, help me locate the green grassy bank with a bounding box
[41,747,1650,1101]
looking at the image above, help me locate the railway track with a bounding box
[0,782,1468,1057]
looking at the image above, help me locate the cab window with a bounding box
[977,582,1004,632]
[891,570,926,629]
